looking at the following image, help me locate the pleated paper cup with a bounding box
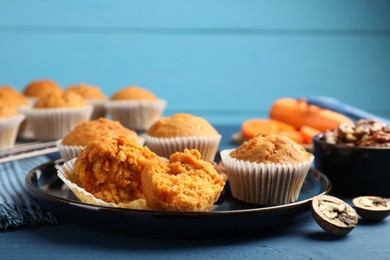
[57,158,149,210]
[56,139,84,162]
[56,136,145,162]
[105,99,166,131]
[87,99,107,120]
[0,114,25,149]
[144,134,221,162]
[220,149,314,206]
[19,106,93,141]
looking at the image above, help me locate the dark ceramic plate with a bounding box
[26,159,331,237]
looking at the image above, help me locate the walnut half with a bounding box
[312,195,358,236]
[352,196,390,222]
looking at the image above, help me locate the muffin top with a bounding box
[111,86,157,101]
[0,86,29,107]
[34,91,87,108]
[74,135,158,204]
[66,83,107,100]
[61,117,139,146]
[0,103,18,118]
[230,132,312,164]
[147,113,219,137]
[23,79,62,98]
[142,149,225,211]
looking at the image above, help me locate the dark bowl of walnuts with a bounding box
[313,119,390,197]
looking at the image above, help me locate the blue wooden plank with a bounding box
[0,32,389,124]
[0,0,389,30]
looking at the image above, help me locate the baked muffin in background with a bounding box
[57,117,143,161]
[66,83,108,119]
[0,103,25,149]
[144,113,221,161]
[19,91,92,140]
[22,79,62,103]
[220,132,314,206]
[142,149,225,211]
[0,86,29,107]
[0,86,31,137]
[111,86,157,101]
[105,85,166,131]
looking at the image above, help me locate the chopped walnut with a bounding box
[320,119,390,147]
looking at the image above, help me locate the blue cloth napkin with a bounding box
[0,156,57,230]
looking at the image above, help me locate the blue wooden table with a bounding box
[1,125,389,259]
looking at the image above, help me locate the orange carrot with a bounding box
[300,125,321,144]
[241,119,279,138]
[269,98,352,131]
[269,119,296,131]
[278,130,305,144]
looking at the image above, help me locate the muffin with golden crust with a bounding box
[220,133,314,206]
[0,86,29,107]
[144,113,221,161]
[147,113,219,137]
[19,91,92,140]
[230,133,311,164]
[111,86,157,101]
[105,85,166,131]
[33,91,86,108]
[73,135,158,204]
[0,103,18,118]
[0,103,25,149]
[23,79,62,101]
[66,83,107,100]
[142,149,225,211]
[57,117,142,161]
[66,83,108,119]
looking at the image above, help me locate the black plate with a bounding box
[26,159,331,237]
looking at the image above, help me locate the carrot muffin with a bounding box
[144,113,221,161]
[0,103,25,149]
[220,133,314,206]
[142,149,225,211]
[66,83,108,119]
[105,85,166,131]
[23,79,62,100]
[19,91,92,140]
[230,133,311,164]
[0,86,29,107]
[33,91,86,108]
[73,135,158,204]
[111,86,157,101]
[57,117,142,161]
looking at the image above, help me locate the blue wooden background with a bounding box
[0,0,389,124]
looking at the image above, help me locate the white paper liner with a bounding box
[56,136,145,162]
[19,106,93,141]
[220,149,314,206]
[11,104,32,137]
[25,97,38,106]
[105,99,166,131]
[57,158,149,210]
[87,99,107,119]
[144,134,221,162]
[56,139,84,162]
[0,114,25,149]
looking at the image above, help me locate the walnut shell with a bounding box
[312,195,358,236]
[352,196,390,222]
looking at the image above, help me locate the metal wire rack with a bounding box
[0,140,58,163]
